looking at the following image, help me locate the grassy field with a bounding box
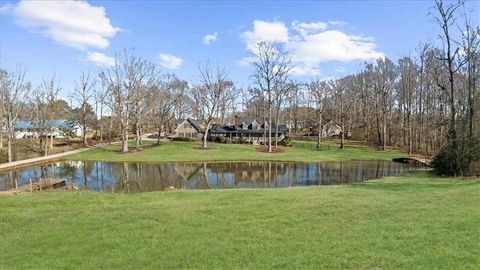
[64,139,405,162]
[0,171,478,269]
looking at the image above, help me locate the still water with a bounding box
[0,160,420,192]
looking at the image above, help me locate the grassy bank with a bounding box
[0,172,478,269]
[64,139,404,162]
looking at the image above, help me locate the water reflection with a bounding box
[0,160,420,192]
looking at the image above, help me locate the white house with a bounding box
[14,120,83,139]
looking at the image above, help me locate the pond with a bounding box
[0,160,422,192]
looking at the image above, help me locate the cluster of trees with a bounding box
[0,1,478,175]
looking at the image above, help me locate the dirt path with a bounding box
[0,143,109,172]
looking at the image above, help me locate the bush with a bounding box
[432,137,480,176]
[225,138,232,144]
[172,137,193,142]
[281,136,293,147]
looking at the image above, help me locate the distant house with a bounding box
[209,116,288,144]
[14,119,83,139]
[303,120,344,138]
[322,121,342,137]
[174,118,204,139]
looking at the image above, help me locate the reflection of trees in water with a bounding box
[205,162,288,188]
[0,160,416,192]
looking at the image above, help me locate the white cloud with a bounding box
[238,56,256,67]
[288,30,383,64]
[9,0,120,50]
[240,19,383,76]
[158,54,183,70]
[241,20,289,51]
[85,52,115,67]
[292,21,328,36]
[203,32,218,45]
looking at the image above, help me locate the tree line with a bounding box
[0,0,478,175]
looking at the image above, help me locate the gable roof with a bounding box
[187,118,204,133]
[175,119,185,125]
[175,118,204,133]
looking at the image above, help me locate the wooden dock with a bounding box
[392,157,432,166]
[6,179,66,194]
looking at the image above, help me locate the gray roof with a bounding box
[187,118,204,133]
[175,119,185,124]
[176,118,204,133]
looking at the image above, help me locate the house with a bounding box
[209,116,288,144]
[322,121,342,137]
[14,120,83,139]
[174,118,204,139]
[303,120,344,138]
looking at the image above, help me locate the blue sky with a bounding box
[1,0,479,101]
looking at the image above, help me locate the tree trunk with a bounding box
[49,131,54,149]
[203,122,211,149]
[83,122,88,147]
[135,122,140,149]
[340,117,345,149]
[316,112,322,150]
[7,133,12,162]
[99,104,103,142]
[268,102,272,153]
[44,134,49,156]
[274,107,280,148]
[383,111,387,151]
[122,123,129,153]
[157,125,162,145]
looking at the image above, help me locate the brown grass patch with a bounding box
[194,146,214,151]
[256,146,285,153]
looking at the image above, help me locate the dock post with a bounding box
[15,179,18,195]
[50,179,53,190]
[39,179,42,192]
[29,178,32,193]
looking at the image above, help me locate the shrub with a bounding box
[172,137,193,142]
[225,138,232,144]
[281,136,293,147]
[432,137,480,176]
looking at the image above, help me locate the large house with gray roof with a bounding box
[209,116,288,144]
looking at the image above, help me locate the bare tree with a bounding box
[99,50,156,153]
[0,68,31,162]
[72,72,95,146]
[94,87,108,142]
[251,41,292,152]
[273,79,296,148]
[153,74,187,144]
[460,13,480,138]
[32,77,61,156]
[309,78,332,150]
[333,77,355,149]
[433,0,465,147]
[192,62,233,149]
[373,57,397,150]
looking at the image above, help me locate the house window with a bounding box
[179,132,185,137]
[192,132,197,138]
[185,132,191,138]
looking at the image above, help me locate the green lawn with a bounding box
[64,139,405,162]
[0,172,479,269]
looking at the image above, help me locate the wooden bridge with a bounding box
[392,156,432,166]
[3,179,66,194]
